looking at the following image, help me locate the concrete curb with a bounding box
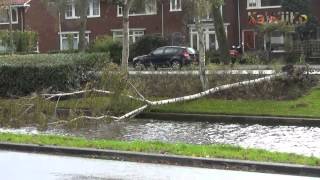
[0,142,319,177]
[138,112,320,126]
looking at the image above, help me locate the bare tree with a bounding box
[194,0,211,90]
[111,0,154,73]
[211,0,230,64]
[42,0,67,49]
[182,0,211,90]
[44,0,88,51]
[77,0,89,51]
[183,0,230,89]
[118,0,134,72]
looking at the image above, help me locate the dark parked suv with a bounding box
[133,46,198,70]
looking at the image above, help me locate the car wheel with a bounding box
[134,61,145,71]
[171,60,181,70]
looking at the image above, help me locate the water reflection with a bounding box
[1,119,320,157]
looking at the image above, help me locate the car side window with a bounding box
[164,48,179,55]
[152,48,165,55]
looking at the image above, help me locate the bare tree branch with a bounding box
[18,104,35,118]
[128,80,145,101]
[149,73,286,106]
[43,89,113,100]
[43,72,286,125]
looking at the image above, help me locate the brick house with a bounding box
[22,0,239,53]
[0,0,31,51]
[2,0,320,53]
[25,0,186,52]
[239,0,320,53]
[0,0,30,31]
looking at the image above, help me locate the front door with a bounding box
[242,30,256,52]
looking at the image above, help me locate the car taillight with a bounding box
[182,50,190,58]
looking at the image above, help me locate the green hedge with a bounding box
[0,53,109,97]
[130,35,168,61]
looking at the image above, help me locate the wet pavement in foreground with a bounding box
[0,150,319,180]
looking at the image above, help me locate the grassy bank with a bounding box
[0,133,319,166]
[152,87,320,118]
[1,88,320,121]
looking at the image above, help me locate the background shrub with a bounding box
[130,35,168,61]
[242,52,263,64]
[130,70,318,100]
[206,50,221,64]
[89,35,122,64]
[0,53,109,97]
[0,30,38,53]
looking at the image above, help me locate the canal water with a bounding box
[1,118,320,157]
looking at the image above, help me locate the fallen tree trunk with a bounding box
[44,72,286,123]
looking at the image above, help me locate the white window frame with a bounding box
[65,0,100,19]
[190,28,219,51]
[117,0,157,17]
[111,28,145,43]
[247,0,281,9]
[88,0,100,18]
[266,31,285,53]
[65,0,77,19]
[0,8,18,25]
[189,24,229,51]
[59,31,90,50]
[170,0,182,12]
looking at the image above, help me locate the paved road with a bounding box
[0,151,319,180]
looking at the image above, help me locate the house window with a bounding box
[88,0,100,17]
[170,0,181,11]
[117,0,157,16]
[65,1,76,19]
[190,27,219,51]
[0,8,18,24]
[248,0,257,8]
[65,0,100,19]
[268,31,285,52]
[247,0,281,9]
[261,0,281,7]
[60,32,90,50]
[112,29,144,44]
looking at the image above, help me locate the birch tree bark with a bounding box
[186,0,211,90]
[8,3,13,54]
[77,0,88,52]
[120,0,136,73]
[44,72,286,123]
[211,0,230,64]
[196,19,209,90]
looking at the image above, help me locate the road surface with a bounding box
[0,150,318,180]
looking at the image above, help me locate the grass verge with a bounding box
[0,133,319,166]
[152,87,320,118]
[2,88,320,119]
